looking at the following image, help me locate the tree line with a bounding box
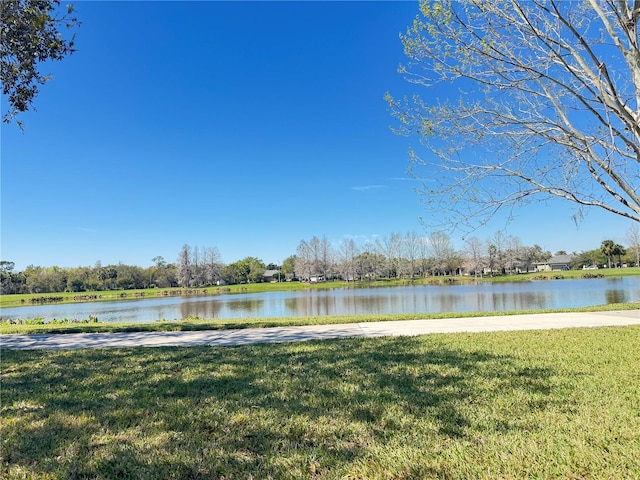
[291,231,638,282]
[2,227,639,296]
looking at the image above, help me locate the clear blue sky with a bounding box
[1,1,634,271]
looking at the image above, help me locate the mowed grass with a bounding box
[2,326,639,479]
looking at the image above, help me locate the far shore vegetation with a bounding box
[2,234,639,302]
[2,266,639,310]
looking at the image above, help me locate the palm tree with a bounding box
[612,244,626,268]
[600,240,615,268]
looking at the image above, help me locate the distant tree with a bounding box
[403,231,421,279]
[66,266,90,292]
[295,240,313,281]
[522,244,551,272]
[203,247,222,285]
[490,232,509,274]
[244,257,266,283]
[504,236,524,274]
[387,0,640,228]
[377,233,401,278]
[114,263,145,290]
[152,256,166,269]
[97,266,117,290]
[428,231,454,275]
[0,261,15,273]
[601,240,616,268]
[281,255,297,279]
[150,256,177,288]
[445,251,464,276]
[626,224,640,266]
[22,264,67,293]
[190,246,203,286]
[572,248,607,269]
[318,236,334,280]
[177,244,192,287]
[338,238,359,281]
[417,235,431,277]
[221,257,265,284]
[464,237,484,277]
[354,250,385,281]
[0,261,17,294]
[487,244,497,277]
[1,0,80,126]
[612,244,627,268]
[222,262,248,285]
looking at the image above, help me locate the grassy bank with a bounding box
[1,302,638,335]
[3,267,638,309]
[2,326,639,479]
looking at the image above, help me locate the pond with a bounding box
[2,277,638,323]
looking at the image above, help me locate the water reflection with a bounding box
[605,289,627,304]
[179,300,224,320]
[2,277,638,323]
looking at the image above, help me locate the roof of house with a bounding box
[545,254,574,265]
[263,270,281,277]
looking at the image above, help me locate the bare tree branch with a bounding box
[388,0,640,229]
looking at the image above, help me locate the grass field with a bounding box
[2,326,639,479]
[2,267,639,309]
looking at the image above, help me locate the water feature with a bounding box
[1,277,638,323]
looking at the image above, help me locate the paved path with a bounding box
[1,310,638,351]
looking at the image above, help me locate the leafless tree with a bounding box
[403,230,421,278]
[626,224,640,266]
[387,0,640,229]
[338,238,360,281]
[489,231,509,274]
[377,232,402,278]
[504,236,525,274]
[429,231,454,275]
[295,240,313,281]
[177,244,192,287]
[521,244,551,273]
[319,236,334,280]
[191,245,204,286]
[203,246,222,285]
[417,235,431,276]
[465,236,485,277]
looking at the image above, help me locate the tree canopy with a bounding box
[387,0,640,228]
[1,0,79,125]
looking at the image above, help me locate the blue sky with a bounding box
[1,1,634,271]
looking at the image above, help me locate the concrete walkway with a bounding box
[2,310,638,351]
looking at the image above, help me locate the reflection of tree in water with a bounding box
[179,300,224,319]
[284,293,394,316]
[226,299,265,313]
[284,296,339,316]
[165,280,638,320]
[605,289,627,304]
[489,292,548,311]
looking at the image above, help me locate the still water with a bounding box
[2,277,638,323]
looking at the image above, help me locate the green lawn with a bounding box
[2,326,639,479]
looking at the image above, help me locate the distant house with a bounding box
[263,270,281,282]
[535,254,574,272]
